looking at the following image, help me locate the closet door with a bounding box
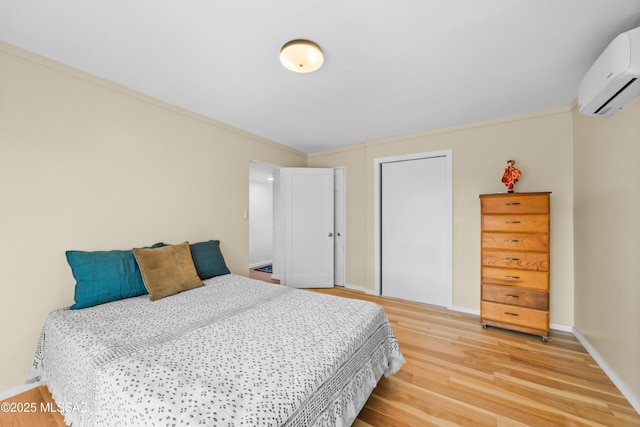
[380,155,451,306]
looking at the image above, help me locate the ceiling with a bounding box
[1,1,639,154]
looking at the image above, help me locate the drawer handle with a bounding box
[505,275,521,279]
[504,239,520,243]
[506,220,521,224]
[505,257,520,261]
[505,202,521,206]
[504,294,520,298]
[504,312,520,316]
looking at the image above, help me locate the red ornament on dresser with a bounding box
[501,159,521,193]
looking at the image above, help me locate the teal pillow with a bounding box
[137,240,230,280]
[66,249,148,310]
[189,240,230,279]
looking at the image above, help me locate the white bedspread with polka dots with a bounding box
[29,274,404,426]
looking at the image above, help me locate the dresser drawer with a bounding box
[481,267,549,290]
[482,284,548,310]
[481,194,549,214]
[482,232,549,251]
[481,301,549,331]
[482,249,549,271]
[482,214,549,233]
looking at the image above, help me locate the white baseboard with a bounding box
[572,327,640,415]
[249,260,272,269]
[448,305,480,316]
[549,322,572,333]
[447,306,574,334]
[343,283,378,295]
[0,382,40,401]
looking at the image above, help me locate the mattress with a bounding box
[28,274,404,426]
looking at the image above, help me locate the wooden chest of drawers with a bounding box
[479,192,551,341]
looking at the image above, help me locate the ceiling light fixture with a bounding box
[279,39,324,73]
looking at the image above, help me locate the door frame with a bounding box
[373,149,453,306]
[333,167,346,286]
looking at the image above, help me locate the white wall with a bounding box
[573,96,640,407]
[249,180,274,266]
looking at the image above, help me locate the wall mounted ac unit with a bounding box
[578,26,640,116]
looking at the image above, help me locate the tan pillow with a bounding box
[132,242,203,301]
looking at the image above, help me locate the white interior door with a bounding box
[282,168,334,288]
[380,154,451,306]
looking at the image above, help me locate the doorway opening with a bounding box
[248,162,345,287]
[248,160,280,283]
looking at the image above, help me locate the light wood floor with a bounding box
[0,385,65,427]
[253,269,640,426]
[307,286,640,427]
[249,267,280,284]
[3,274,638,426]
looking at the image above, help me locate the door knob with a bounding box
[328,232,333,237]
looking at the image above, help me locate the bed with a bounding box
[28,273,404,426]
